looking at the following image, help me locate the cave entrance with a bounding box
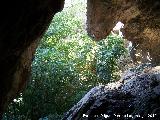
[3,0,129,119]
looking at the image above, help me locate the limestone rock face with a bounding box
[0,0,64,116]
[62,65,160,120]
[87,0,160,65]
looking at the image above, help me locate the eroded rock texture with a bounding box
[63,65,160,120]
[0,0,64,117]
[87,0,160,65]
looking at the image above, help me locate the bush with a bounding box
[96,35,126,82]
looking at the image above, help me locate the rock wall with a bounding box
[87,0,160,65]
[62,64,160,120]
[0,0,64,117]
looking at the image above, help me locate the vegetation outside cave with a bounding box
[2,0,128,119]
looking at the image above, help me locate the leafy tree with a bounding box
[96,35,126,82]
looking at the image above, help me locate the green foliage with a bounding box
[3,1,126,120]
[96,35,126,82]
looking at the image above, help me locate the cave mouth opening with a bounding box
[3,1,131,119]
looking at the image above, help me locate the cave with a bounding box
[0,0,160,119]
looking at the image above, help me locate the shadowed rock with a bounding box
[62,65,160,120]
[0,0,64,117]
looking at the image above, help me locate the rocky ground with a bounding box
[62,64,160,120]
